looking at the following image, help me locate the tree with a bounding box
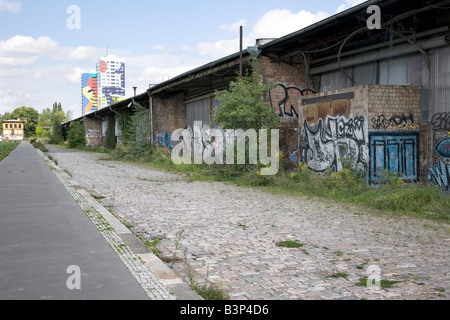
[38,108,53,127]
[47,102,67,144]
[52,102,62,113]
[213,75,279,131]
[67,121,85,148]
[123,100,153,156]
[0,106,39,137]
[212,69,281,176]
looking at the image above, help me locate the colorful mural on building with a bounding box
[81,73,98,116]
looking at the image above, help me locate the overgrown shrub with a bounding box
[104,115,116,150]
[119,100,154,157]
[67,121,85,149]
[32,141,48,153]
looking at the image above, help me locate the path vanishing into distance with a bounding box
[47,145,450,300]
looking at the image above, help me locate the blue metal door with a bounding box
[369,131,419,183]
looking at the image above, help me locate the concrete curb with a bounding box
[37,147,203,300]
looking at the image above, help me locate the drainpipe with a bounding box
[427,52,433,174]
[298,51,309,93]
[149,93,154,143]
[94,111,105,121]
[108,104,121,117]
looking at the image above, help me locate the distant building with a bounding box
[81,73,98,116]
[96,55,126,110]
[2,119,25,141]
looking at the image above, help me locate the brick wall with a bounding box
[259,54,312,168]
[368,85,422,131]
[260,55,312,128]
[152,93,186,148]
[297,85,370,173]
[84,117,102,147]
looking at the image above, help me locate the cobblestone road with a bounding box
[49,149,450,300]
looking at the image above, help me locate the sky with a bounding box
[0,0,367,119]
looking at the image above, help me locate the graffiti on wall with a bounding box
[156,132,173,150]
[269,84,315,119]
[371,113,415,130]
[431,112,449,130]
[369,132,419,183]
[300,115,368,173]
[280,128,300,171]
[427,137,450,190]
[427,158,449,191]
[85,128,102,147]
[427,111,450,190]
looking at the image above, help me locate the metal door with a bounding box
[369,131,419,183]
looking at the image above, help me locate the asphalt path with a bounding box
[0,142,149,300]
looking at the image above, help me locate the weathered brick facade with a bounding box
[296,84,424,181]
[152,93,186,148]
[84,117,103,147]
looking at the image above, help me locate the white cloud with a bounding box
[181,8,330,59]
[125,53,207,86]
[154,44,166,52]
[251,9,329,40]
[67,46,104,61]
[0,56,38,66]
[336,0,366,13]
[220,19,246,32]
[63,66,90,84]
[0,90,31,114]
[0,35,58,54]
[182,38,239,60]
[0,0,21,13]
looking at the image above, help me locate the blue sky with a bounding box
[0,0,366,118]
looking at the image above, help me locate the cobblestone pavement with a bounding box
[49,149,450,300]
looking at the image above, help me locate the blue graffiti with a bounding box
[427,158,450,191]
[434,137,450,159]
[158,132,172,150]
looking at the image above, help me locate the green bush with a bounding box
[67,121,85,149]
[32,141,48,153]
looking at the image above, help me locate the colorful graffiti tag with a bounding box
[427,111,449,190]
[300,115,368,173]
[157,132,173,150]
[427,137,450,190]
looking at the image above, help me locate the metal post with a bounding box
[239,26,243,78]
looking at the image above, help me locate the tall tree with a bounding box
[0,106,39,137]
[47,102,68,144]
